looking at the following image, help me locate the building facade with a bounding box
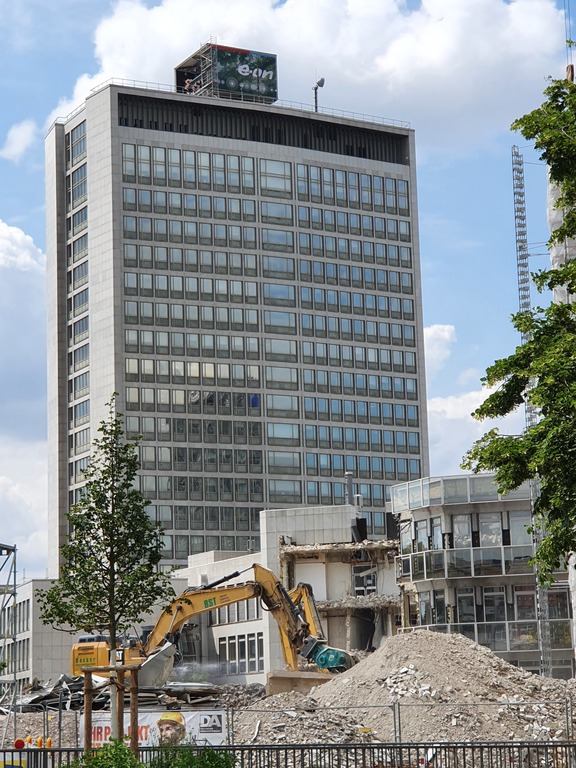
[0,579,72,694]
[393,474,574,678]
[46,57,428,575]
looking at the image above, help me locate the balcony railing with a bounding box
[402,620,572,655]
[398,545,535,581]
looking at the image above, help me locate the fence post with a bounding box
[395,701,402,743]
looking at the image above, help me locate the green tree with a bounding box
[37,397,174,651]
[462,76,576,584]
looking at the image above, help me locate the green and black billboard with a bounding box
[214,45,278,100]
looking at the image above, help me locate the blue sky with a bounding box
[0,0,567,577]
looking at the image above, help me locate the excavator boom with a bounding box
[70,563,356,681]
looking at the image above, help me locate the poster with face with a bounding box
[83,710,227,747]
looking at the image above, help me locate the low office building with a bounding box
[0,579,72,696]
[393,474,574,678]
[177,503,399,684]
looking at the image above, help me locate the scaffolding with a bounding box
[174,40,278,104]
[511,146,551,678]
[0,543,17,744]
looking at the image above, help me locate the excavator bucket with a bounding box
[138,642,177,688]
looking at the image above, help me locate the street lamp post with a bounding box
[313,77,325,112]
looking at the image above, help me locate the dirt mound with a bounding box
[309,631,572,742]
[231,631,574,744]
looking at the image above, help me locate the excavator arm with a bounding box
[251,565,355,672]
[71,563,356,680]
[144,581,262,653]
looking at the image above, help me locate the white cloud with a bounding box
[0,0,561,210]
[0,438,48,580]
[0,119,38,163]
[427,387,525,477]
[424,324,457,379]
[457,367,483,387]
[42,0,565,154]
[0,219,45,271]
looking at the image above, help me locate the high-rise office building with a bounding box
[46,45,429,575]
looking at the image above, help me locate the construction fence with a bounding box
[1,742,576,768]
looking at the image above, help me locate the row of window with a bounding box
[400,510,533,555]
[210,598,261,625]
[120,349,418,388]
[124,340,417,376]
[123,390,419,425]
[123,189,409,238]
[138,446,263,473]
[119,407,420,445]
[141,475,421,507]
[66,121,87,167]
[416,585,570,628]
[130,443,419,479]
[126,358,418,402]
[1,638,30,674]
[122,302,416,337]
[121,216,411,251]
[149,503,260,531]
[161,534,261,560]
[121,190,411,241]
[124,331,417,372]
[122,243,413,272]
[217,633,264,675]
[0,600,30,636]
[122,273,414,305]
[140,474,265,501]
[123,374,420,416]
[121,146,410,215]
[136,434,418,470]
[121,414,420,448]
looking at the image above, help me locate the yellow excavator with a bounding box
[70,563,356,685]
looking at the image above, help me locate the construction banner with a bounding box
[82,710,227,747]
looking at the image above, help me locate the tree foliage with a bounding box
[37,398,174,648]
[462,77,576,584]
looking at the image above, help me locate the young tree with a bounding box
[37,397,174,651]
[462,76,576,584]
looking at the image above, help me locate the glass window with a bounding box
[453,514,471,548]
[479,513,502,547]
[260,159,292,197]
[509,510,532,545]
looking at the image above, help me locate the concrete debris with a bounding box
[230,631,576,744]
[6,631,576,746]
[230,691,378,745]
[317,593,400,611]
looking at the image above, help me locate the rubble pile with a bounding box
[6,631,576,746]
[216,683,266,710]
[232,631,576,744]
[230,690,378,744]
[310,630,573,742]
[0,711,81,748]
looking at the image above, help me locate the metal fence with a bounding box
[2,743,576,768]
[228,700,575,744]
[2,699,574,751]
